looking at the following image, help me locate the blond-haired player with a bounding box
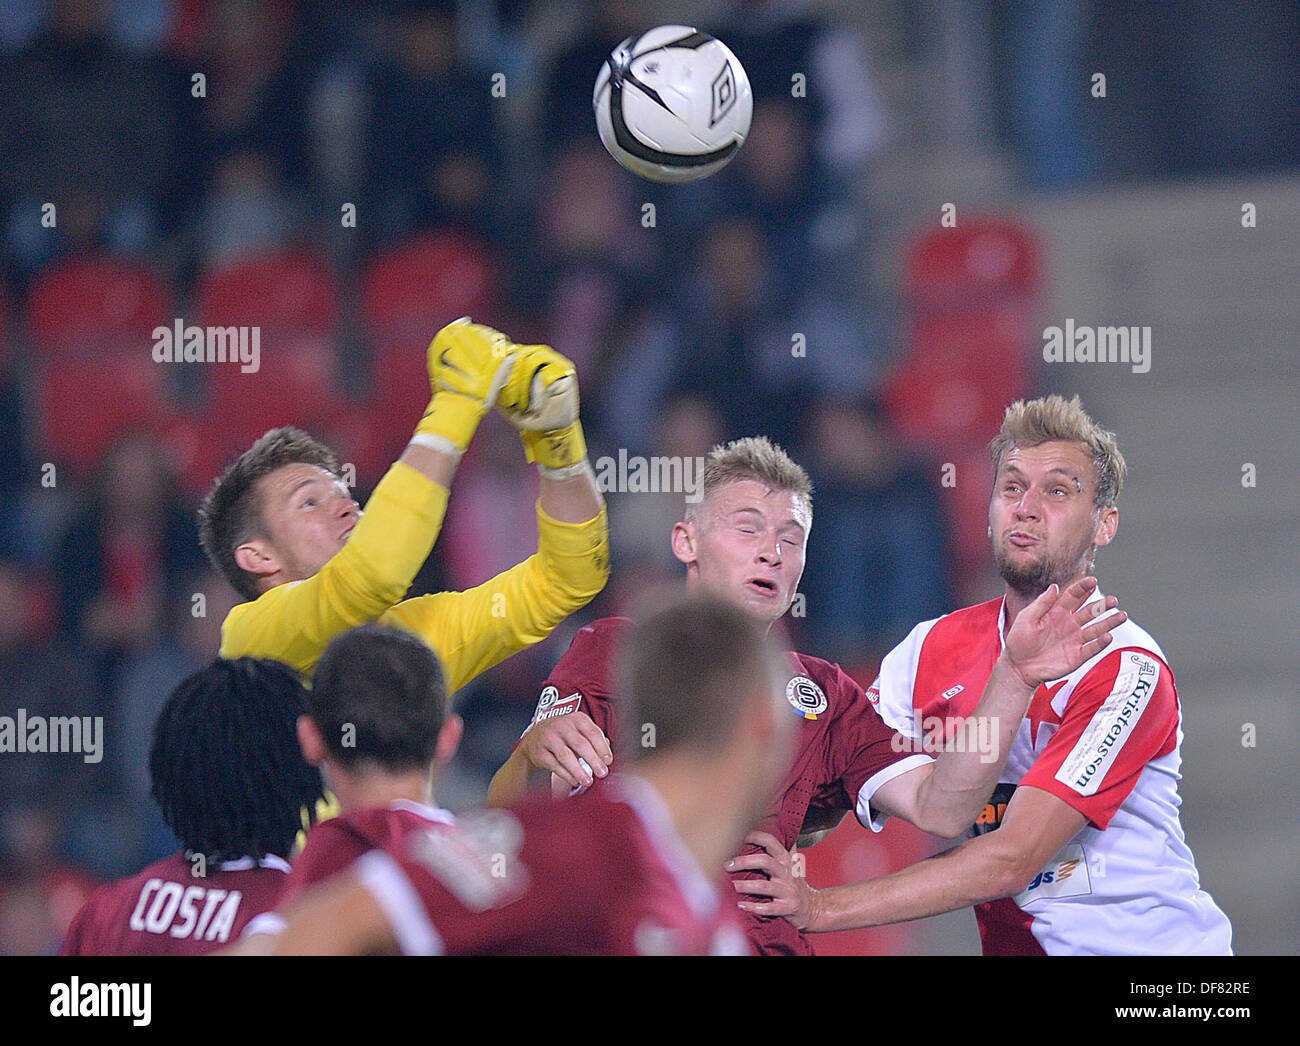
[733,396,1233,955]
[490,434,1125,954]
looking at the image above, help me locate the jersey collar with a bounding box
[215,853,292,873]
[388,798,455,825]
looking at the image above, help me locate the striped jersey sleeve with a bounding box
[1021,647,1179,830]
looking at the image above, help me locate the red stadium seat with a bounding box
[167,408,364,502]
[904,216,1041,311]
[36,355,179,473]
[325,405,396,491]
[28,255,171,354]
[880,305,1035,452]
[886,217,1041,588]
[361,231,497,349]
[161,412,241,500]
[27,256,178,472]
[197,251,344,454]
[206,331,344,445]
[360,343,429,482]
[196,249,337,334]
[356,232,498,484]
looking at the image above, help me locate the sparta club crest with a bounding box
[785,676,828,719]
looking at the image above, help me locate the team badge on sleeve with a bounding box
[785,677,828,719]
[865,678,881,708]
[529,685,582,728]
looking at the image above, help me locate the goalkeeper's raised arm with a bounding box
[383,339,610,692]
[200,318,607,687]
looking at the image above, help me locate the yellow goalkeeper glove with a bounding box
[414,318,519,460]
[496,344,589,476]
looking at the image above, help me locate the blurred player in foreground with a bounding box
[732,396,1233,955]
[488,436,1125,954]
[252,594,795,955]
[60,659,324,955]
[239,623,461,940]
[199,318,608,689]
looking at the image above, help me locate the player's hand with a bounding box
[415,318,520,454]
[518,709,612,790]
[727,831,819,932]
[496,344,588,472]
[1002,576,1126,689]
[497,343,579,431]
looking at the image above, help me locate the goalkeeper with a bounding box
[198,318,608,692]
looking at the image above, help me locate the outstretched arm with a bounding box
[499,340,605,528]
[734,638,1180,932]
[868,577,1121,837]
[383,501,608,693]
[385,343,610,693]
[732,785,1085,931]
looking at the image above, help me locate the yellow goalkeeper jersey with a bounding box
[218,459,609,693]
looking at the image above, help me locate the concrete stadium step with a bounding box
[1066,384,1299,515]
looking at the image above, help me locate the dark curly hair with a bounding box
[149,657,325,862]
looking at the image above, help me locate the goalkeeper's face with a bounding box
[673,480,810,625]
[251,464,361,585]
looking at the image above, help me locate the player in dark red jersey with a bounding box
[487,436,1124,954]
[239,623,463,940]
[251,594,797,955]
[59,659,325,955]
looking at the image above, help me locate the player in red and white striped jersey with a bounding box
[253,595,798,955]
[733,395,1233,955]
[240,623,463,941]
[60,659,325,955]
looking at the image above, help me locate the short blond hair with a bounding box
[685,436,813,523]
[990,395,1126,509]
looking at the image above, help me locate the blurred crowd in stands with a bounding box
[1,0,1296,953]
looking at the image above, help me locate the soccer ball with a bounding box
[593,25,753,184]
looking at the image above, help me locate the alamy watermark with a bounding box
[1043,319,1151,374]
[593,450,705,503]
[0,709,102,763]
[152,319,261,373]
[50,978,150,1026]
[891,714,1000,765]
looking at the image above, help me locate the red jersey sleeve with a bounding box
[1021,647,1179,829]
[800,658,931,831]
[525,618,626,749]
